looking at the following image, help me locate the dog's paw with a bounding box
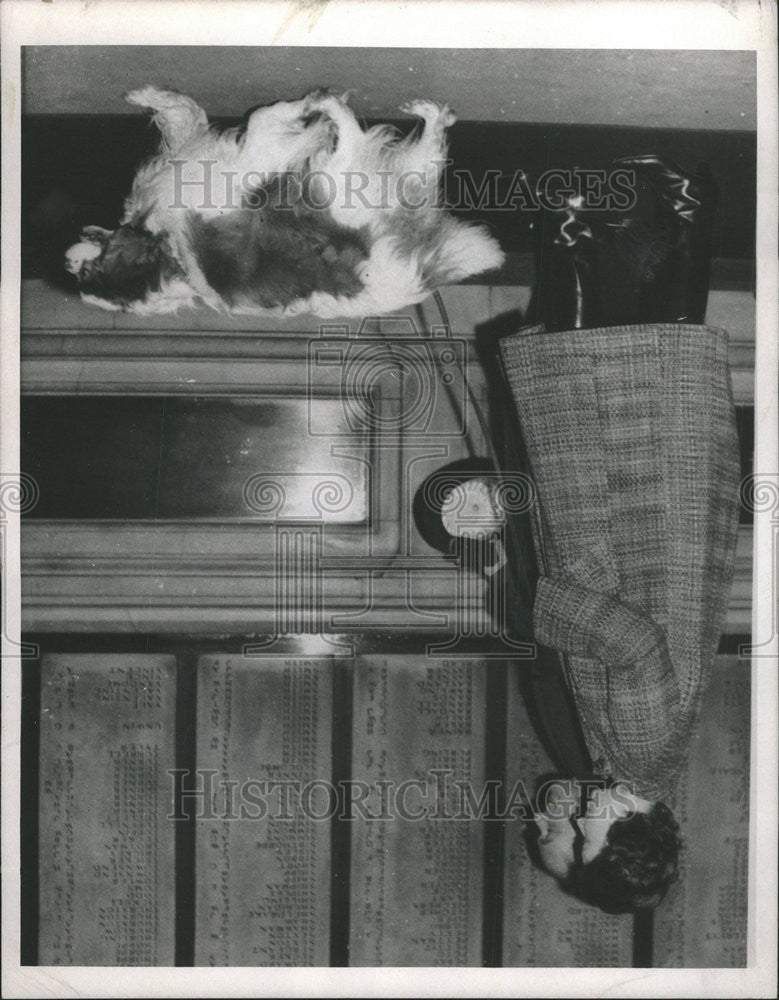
[304,87,336,103]
[400,100,456,128]
[125,86,181,110]
[125,87,208,149]
[303,88,351,119]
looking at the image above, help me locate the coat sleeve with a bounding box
[534,572,685,799]
[534,574,670,670]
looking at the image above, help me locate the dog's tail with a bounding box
[419,219,506,287]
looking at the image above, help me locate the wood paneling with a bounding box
[30,648,749,965]
[38,653,177,965]
[194,655,333,965]
[20,280,754,634]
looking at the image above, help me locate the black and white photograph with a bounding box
[2,1,777,996]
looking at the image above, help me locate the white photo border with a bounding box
[2,2,776,997]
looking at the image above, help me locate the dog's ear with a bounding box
[102,226,169,283]
[125,86,209,152]
[107,226,168,269]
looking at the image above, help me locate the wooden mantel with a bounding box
[19,278,753,634]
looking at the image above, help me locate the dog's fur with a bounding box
[64,87,504,317]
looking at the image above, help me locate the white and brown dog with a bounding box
[64,87,504,317]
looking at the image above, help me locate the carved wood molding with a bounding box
[20,280,754,634]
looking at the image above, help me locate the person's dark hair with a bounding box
[562,801,681,914]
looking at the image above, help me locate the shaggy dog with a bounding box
[64,87,504,317]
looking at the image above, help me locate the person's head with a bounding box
[532,778,681,913]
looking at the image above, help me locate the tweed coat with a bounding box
[499,323,741,802]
